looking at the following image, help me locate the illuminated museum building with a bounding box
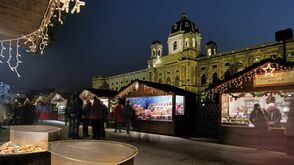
[92,13,294,94]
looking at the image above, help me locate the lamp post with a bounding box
[275,28,293,62]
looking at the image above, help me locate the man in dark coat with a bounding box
[249,103,269,149]
[67,93,83,139]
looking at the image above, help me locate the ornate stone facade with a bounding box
[92,13,294,94]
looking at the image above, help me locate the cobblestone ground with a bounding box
[1,124,294,165]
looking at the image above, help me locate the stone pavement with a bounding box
[1,121,294,165]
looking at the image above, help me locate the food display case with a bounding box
[49,140,138,165]
[0,125,61,165]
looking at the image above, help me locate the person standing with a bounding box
[82,100,91,137]
[67,93,83,139]
[124,100,134,134]
[113,100,125,133]
[101,100,109,138]
[249,103,269,149]
[267,103,282,127]
[286,100,294,155]
[22,100,36,125]
[90,97,103,139]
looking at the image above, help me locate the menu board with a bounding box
[127,95,172,122]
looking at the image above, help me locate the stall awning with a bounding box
[205,58,294,96]
[117,80,197,97]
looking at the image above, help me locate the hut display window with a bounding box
[127,95,173,122]
[221,91,293,127]
[175,95,184,115]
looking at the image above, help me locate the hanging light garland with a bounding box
[118,81,169,97]
[205,62,294,99]
[0,0,86,77]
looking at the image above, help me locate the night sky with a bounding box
[1,0,294,91]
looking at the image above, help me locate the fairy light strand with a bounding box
[0,41,5,63]
[205,62,294,99]
[11,40,22,78]
[0,0,86,77]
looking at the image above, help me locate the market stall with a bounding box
[79,88,117,126]
[50,93,69,121]
[79,88,117,108]
[206,59,294,151]
[117,80,198,136]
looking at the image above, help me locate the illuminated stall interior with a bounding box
[206,59,294,128]
[221,91,293,127]
[206,59,294,151]
[79,88,117,108]
[117,80,197,136]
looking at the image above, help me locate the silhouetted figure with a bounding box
[101,100,109,138]
[124,100,134,134]
[82,100,91,137]
[286,100,294,155]
[249,103,269,149]
[22,100,36,125]
[67,94,83,139]
[90,97,103,139]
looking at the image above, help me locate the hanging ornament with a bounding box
[262,63,275,77]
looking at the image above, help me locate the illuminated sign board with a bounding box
[254,71,294,87]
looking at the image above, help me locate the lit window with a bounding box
[185,38,189,48]
[192,38,196,47]
[207,49,212,56]
[157,50,161,56]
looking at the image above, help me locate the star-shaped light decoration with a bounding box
[262,63,275,77]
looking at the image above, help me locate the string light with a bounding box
[0,41,5,63]
[205,62,294,99]
[0,0,86,77]
[71,0,86,14]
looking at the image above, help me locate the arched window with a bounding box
[185,38,189,48]
[158,78,162,83]
[152,48,156,56]
[207,49,212,56]
[224,71,230,79]
[212,73,218,83]
[201,74,206,85]
[175,76,180,86]
[157,50,161,56]
[166,77,171,85]
[192,38,196,47]
[173,41,177,51]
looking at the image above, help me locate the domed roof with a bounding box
[151,40,162,44]
[206,40,217,46]
[170,13,199,35]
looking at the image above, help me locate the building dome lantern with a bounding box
[206,40,217,56]
[169,12,200,36]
